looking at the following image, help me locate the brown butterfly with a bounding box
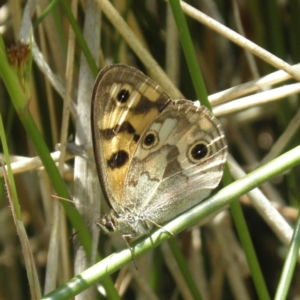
[91,64,227,243]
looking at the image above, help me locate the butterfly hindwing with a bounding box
[121,101,227,223]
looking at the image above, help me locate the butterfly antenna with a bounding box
[51,194,75,203]
[51,195,101,215]
[68,227,90,245]
[52,195,100,244]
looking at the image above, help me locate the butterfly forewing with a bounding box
[91,64,171,209]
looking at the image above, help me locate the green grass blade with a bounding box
[274,210,300,300]
[168,0,209,108]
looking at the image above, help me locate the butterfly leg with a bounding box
[145,219,174,238]
[122,234,138,269]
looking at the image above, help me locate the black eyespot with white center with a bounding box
[142,130,159,149]
[188,143,208,163]
[117,89,130,103]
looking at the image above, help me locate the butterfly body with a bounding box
[91,64,227,239]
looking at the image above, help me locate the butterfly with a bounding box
[91,64,227,243]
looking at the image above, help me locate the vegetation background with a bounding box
[0,0,300,299]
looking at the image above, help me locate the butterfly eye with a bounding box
[189,143,208,162]
[98,215,117,233]
[117,89,130,103]
[142,131,159,149]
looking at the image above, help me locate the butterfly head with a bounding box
[96,214,119,234]
[96,210,155,239]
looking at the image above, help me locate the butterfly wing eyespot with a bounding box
[188,142,208,163]
[117,89,130,103]
[142,130,159,149]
